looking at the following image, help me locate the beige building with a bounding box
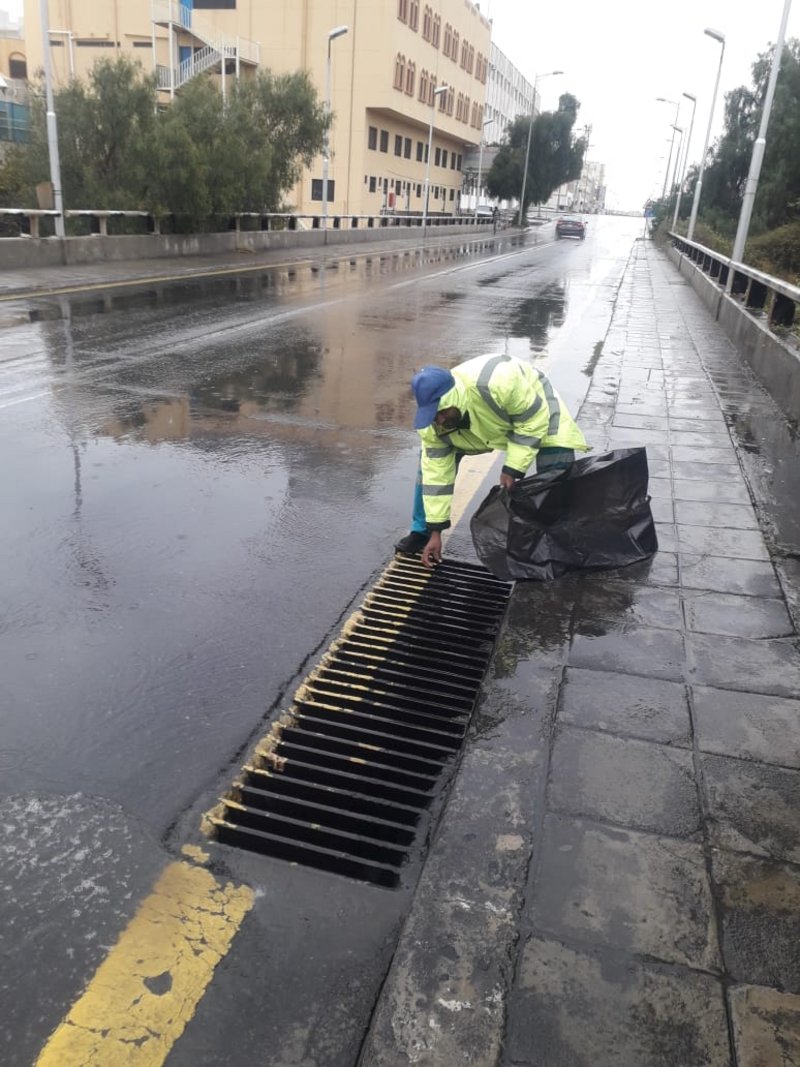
[22,0,491,217]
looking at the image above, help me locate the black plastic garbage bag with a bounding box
[470,448,658,582]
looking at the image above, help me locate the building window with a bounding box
[8,54,26,78]
[416,183,422,197]
[449,188,455,201]
[467,45,474,74]
[441,150,448,168]
[422,5,432,40]
[311,179,335,201]
[464,96,471,124]
[76,39,115,47]
[460,39,468,69]
[434,147,441,166]
[446,88,454,116]
[404,137,412,159]
[394,53,406,90]
[132,41,151,48]
[194,0,235,6]
[369,176,377,192]
[438,88,447,112]
[409,0,419,31]
[416,141,424,162]
[432,14,441,48]
[451,32,459,63]
[368,125,378,150]
[380,129,389,152]
[418,68,429,103]
[397,0,408,22]
[450,152,457,169]
[442,23,452,57]
[456,154,462,170]
[394,134,403,156]
[405,60,415,96]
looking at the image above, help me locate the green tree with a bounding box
[485,93,586,217]
[6,58,328,226]
[700,38,800,234]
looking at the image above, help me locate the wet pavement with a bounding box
[361,239,800,1066]
[3,224,800,1063]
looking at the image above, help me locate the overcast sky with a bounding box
[4,0,798,210]
[488,0,800,209]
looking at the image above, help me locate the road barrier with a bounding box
[0,207,501,239]
[668,231,800,418]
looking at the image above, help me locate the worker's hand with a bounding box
[499,472,516,491]
[421,531,443,570]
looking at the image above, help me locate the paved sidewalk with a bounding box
[0,228,511,300]
[360,239,800,1066]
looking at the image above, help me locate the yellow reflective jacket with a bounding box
[418,354,589,529]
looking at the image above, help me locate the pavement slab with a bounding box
[683,590,794,639]
[547,728,700,837]
[505,936,730,1067]
[713,851,800,993]
[558,667,691,745]
[702,753,800,863]
[568,623,685,681]
[692,686,800,768]
[679,553,783,598]
[686,632,800,697]
[729,985,800,1066]
[532,815,721,972]
[573,581,684,631]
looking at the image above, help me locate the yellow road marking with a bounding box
[36,861,254,1067]
[446,453,496,537]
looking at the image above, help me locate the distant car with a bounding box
[555,214,586,239]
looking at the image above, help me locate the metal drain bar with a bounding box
[207,556,512,887]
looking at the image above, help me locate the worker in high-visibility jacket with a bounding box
[395,354,589,569]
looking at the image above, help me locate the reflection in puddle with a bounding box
[493,282,567,355]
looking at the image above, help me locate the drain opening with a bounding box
[206,557,512,887]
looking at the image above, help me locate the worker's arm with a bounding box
[418,432,458,531]
[493,370,551,478]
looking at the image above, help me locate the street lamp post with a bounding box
[473,117,492,222]
[656,97,680,200]
[726,0,793,291]
[687,28,726,241]
[39,0,65,238]
[321,24,348,243]
[518,69,563,228]
[669,125,684,197]
[422,84,448,236]
[672,92,696,230]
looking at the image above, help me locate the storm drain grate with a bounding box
[206,556,512,887]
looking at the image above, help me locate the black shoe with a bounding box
[394,531,429,554]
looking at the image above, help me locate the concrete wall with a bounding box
[666,243,800,421]
[0,220,496,270]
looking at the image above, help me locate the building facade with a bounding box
[483,40,535,146]
[21,0,492,217]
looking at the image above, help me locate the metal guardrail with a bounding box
[0,208,501,239]
[670,231,798,330]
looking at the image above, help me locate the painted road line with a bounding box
[36,860,254,1067]
[445,452,496,538]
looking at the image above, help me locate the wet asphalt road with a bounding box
[1,217,639,835]
[1,217,642,1064]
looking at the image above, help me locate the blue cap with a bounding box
[411,367,456,429]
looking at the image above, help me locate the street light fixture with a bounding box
[39,0,65,238]
[656,97,681,200]
[672,92,696,230]
[321,24,348,243]
[422,84,448,235]
[473,117,492,223]
[518,70,563,228]
[687,28,726,241]
[727,0,792,291]
[669,125,684,199]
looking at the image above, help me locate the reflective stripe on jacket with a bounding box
[418,353,588,529]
